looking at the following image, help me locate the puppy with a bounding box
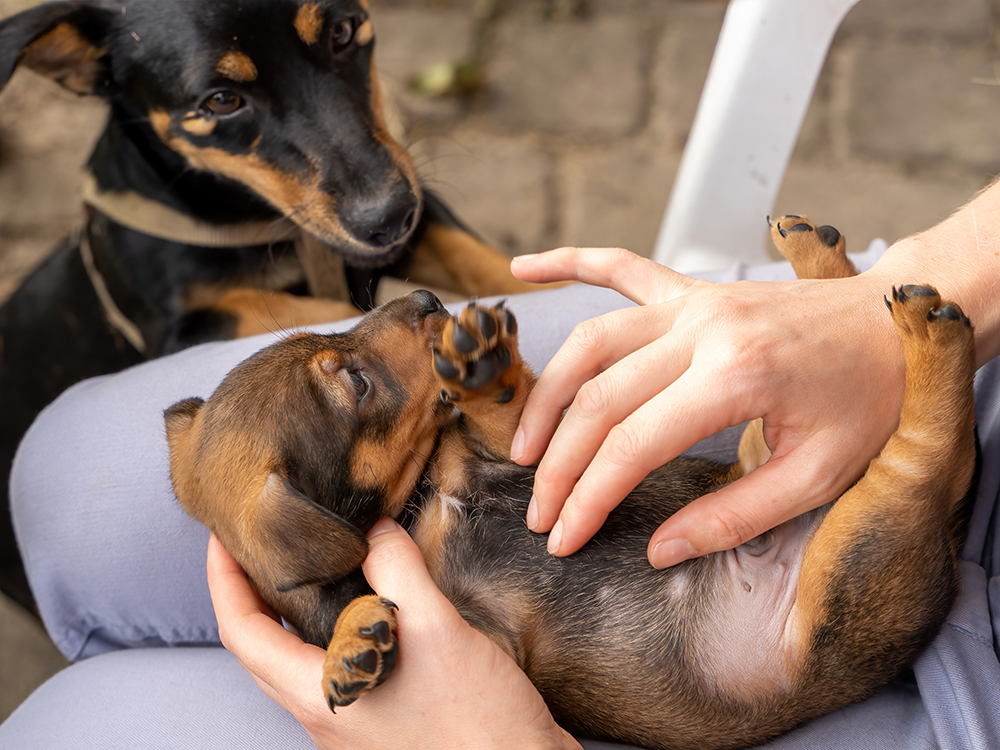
[0,0,536,610]
[166,219,978,749]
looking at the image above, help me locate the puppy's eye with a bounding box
[349,371,370,401]
[330,18,355,51]
[201,91,244,116]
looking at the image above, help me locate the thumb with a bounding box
[646,455,834,568]
[362,518,456,619]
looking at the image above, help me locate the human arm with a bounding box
[206,521,581,750]
[510,179,1000,568]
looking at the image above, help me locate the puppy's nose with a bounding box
[342,188,418,248]
[409,289,444,315]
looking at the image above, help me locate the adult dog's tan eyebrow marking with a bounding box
[216,51,258,82]
[295,3,324,46]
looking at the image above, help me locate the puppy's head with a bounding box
[165,290,450,592]
[0,0,420,265]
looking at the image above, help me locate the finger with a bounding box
[646,450,842,568]
[362,518,460,625]
[514,303,681,467]
[527,330,694,532]
[547,367,751,557]
[206,534,325,712]
[511,247,699,306]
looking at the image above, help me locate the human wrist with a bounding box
[869,229,1000,366]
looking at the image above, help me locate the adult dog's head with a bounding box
[0,0,420,264]
[164,290,450,595]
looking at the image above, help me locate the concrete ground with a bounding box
[2,0,999,726]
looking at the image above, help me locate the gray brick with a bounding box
[839,0,994,43]
[484,16,645,137]
[371,7,478,126]
[845,40,1000,171]
[558,139,680,257]
[776,160,990,253]
[409,131,553,256]
[648,3,726,145]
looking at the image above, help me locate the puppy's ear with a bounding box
[255,472,369,593]
[164,397,204,448]
[0,2,116,95]
[164,397,205,503]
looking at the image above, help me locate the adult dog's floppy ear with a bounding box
[0,1,116,95]
[254,472,370,593]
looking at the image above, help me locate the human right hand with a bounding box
[510,246,905,568]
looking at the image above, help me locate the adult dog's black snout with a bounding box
[342,188,419,248]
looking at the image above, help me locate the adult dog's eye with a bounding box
[330,18,355,51]
[201,91,243,116]
[349,371,370,401]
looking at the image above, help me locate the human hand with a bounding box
[509,247,904,568]
[207,521,580,750]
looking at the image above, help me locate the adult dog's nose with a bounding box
[341,187,418,248]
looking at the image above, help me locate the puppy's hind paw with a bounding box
[323,596,398,710]
[885,284,972,343]
[768,214,857,280]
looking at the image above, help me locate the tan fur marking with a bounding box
[21,22,107,94]
[181,114,217,136]
[208,288,359,337]
[355,19,373,46]
[737,418,771,476]
[295,3,324,45]
[216,51,258,82]
[154,129,354,245]
[407,225,545,296]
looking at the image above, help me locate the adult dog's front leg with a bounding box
[431,300,534,460]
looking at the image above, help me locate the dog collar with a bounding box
[81,174,351,302]
[81,174,299,248]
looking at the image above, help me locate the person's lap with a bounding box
[5,242,1000,748]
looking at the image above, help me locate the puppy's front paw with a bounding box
[323,596,398,710]
[433,299,519,398]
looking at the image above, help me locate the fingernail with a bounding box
[511,426,526,463]
[526,495,538,531]
[547,519,563,555]
[650,538,697,569]
[367,518,399,539]
[512,253,539,264]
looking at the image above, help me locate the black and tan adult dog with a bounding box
[0,0,535,610]
[165,219,978,750]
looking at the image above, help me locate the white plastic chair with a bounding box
[652,0,864,272]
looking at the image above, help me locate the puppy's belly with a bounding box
[692,509,826,701]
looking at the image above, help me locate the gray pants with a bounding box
[4,245,999,748]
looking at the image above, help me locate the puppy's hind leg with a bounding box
[734,214,858,475]
[789,285,976,711]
